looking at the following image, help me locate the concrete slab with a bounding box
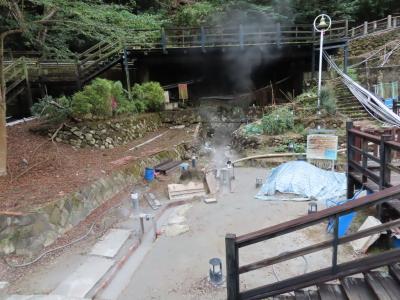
[52,256,113,298]
[90,229,131,258]
[7,296,89,300]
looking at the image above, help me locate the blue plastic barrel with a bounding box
[144,167,155,181]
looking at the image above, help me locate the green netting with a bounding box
[244,124,263,135]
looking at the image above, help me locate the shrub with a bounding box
[31,95,72,124]
[262,106,294,135]
[71,78,132,118]
[320,85,337,114]
[131,82,165,112]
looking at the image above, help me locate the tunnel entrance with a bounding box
[131,45,312,104]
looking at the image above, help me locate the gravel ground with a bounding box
[0,120,194,211]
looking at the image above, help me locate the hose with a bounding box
[271,253,309,296]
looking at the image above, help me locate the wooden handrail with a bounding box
[241,249,400,299]
[239,218,400,274]
[235,184,400,248]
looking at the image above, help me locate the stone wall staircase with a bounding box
[334,80,373,121]
[273,263,400,299]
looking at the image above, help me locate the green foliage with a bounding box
[320,85,337,114]
[31,95,72,124]
[173,2,216,26]
[71,78,134,118]
[261,106,294,135]
[131,82,165,112]
[274,141,306,153]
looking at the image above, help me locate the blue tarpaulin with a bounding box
[255,161,346,202]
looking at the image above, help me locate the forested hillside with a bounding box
[1,0,400,57]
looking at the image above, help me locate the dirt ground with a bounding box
[0,120,194,211]
[117,167,355,300]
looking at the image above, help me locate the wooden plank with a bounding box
[236,185,400,248]
[340,277,376,300]
[318,284,346,300]
[365,271,400,299]
[239,249,400,299]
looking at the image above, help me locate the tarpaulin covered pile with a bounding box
[255,161,346,202]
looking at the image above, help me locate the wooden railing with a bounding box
[350,15,400,38]
[4,57,28,94]
[347,122,400,199]
[225,184,400,299]
[124,21,349,51]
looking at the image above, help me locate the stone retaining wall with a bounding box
[0,146,185,256]
[52,113,162,149]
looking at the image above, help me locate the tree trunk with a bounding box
[0,33,7,176]
[0,98,6,177]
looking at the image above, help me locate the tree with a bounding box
[0,0,162,177]
[0,0,58,176]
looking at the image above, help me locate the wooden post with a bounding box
[22,58,32,109]
[388,15,392,29]
[226,233,239,300]
[161,27,167,54]
[122,48,131,99]
[344,19,349,37]
[332,214,339,272]
[362,137,368,183]
[239,24,244,50]
[379,134,392,190]
[201,26,206,53]
[343,44,349,74]
[75,57,82,90]
[276,23,281,48]
[347,121,355,199]
[364,21,368,35]
[373,21,377,30]
[354,126,362,162]
[394,17,398,28]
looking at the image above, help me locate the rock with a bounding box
[55,137,62,143]
[0,238,15,255]
[73,130,83,137]
[85,133,93,140]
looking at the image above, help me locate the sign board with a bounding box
[164,91,170,103]
[307,134,338,161]
[178,83,188,101]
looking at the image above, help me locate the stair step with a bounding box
[295,290,320,299]
[388,263,400,284]
[318,284,347,300]
[340,277,377,300]
[365,271,400,299]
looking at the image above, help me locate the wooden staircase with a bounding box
[75,40,124,88]
[4,57,32,106]
[225,184,400,300]
[273,265,400,299]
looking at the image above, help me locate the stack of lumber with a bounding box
[168,182,206,201]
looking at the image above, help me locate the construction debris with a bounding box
[144,193,162,210]
[204,198,217,204]
[205,172,218,194]
[351,216,383,254]
[168,182,206,201]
